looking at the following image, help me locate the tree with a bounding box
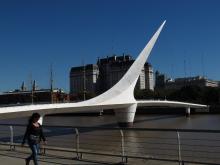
[169,86,202,103]
[202,87,219,105]
[134,89,154,100]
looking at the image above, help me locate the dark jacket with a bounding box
[22,123,46,144]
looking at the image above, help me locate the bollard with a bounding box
[75,128,82,159]
[9,126,15,151]
[177,131,182,165]
[120,130,127,164]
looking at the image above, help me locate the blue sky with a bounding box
[0,0,220,92]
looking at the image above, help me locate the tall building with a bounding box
[145,63,154,90]
[97,55,154,93]
[70,64,99,95]
[155,71,169,89]
[69,55,154,96]
[97,55,134,93]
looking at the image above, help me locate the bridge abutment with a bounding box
[114,104,137,127]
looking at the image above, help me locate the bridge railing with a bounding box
[0,124,220,165]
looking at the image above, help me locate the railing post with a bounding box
[177,131,183,165]
[40,143,46,155]
[9,126,15,151]
[75,128,81,159]
[120,130,127,164]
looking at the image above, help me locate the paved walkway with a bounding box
[0,145,109,165]
[0,149,177,165]
[0,145,200,165]
[0,150,104,165]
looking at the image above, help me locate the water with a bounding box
[1,114,219,130]
[44,114,220,130]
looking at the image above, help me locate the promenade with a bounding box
[0,147,204,165]
[0,145,108,165]
[0,138,217,165]
[0,145,180,165]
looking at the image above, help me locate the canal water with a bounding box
[1,113,220,130]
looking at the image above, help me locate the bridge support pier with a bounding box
[114,104,137,127]
[186,107,191,117]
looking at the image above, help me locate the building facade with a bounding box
[165,76,219,89]
[70,55,154,96]
[97,55,134,93]
[145,63,154,90]
[155,74,219,90]
[0,89,69,105]
[155,71,170,89]
[70,64,99,94]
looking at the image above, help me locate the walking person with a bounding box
[22,113,47,165]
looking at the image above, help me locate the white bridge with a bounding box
[0,21,207,126]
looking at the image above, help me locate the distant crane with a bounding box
[50,64,54,103]
[82,60,86,101]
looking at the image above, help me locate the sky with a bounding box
[0,0,220,92]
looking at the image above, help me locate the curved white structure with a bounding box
[0,21,208,126]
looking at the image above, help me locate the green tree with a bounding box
[134,89,154,99]
[169,86,202,103]
[202,87,219,105]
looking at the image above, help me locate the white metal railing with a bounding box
[0,124,220,165]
